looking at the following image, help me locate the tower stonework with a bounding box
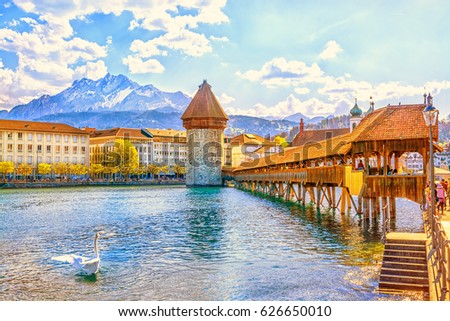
[181,80,228,186]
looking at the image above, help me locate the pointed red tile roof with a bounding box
[181,80,228,129]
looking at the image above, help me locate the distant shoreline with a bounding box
[0,180,186,189]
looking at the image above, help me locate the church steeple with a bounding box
[350,98,363,117]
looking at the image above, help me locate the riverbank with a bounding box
[0,180,186,189]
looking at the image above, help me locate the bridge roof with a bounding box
[234,103,437,172]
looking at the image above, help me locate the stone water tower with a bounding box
[181,80,229,186]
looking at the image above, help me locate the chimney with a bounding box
[299,118,304,134]
[423,92,427,105]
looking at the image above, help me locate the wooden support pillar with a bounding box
[285,183,291,201]
[308,187,315,204]
[331,186,336,208]
[302,184,307,205]
[389,197,396,219]
[340,187,347,214]
[317,186,322,210]
[381,197,388,216]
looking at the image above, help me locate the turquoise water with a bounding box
[0,186,424,300]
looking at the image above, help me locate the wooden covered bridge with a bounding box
[227,103,440,219]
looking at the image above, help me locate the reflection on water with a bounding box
[0,186,423,301]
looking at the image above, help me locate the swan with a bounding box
[52,231,103,275]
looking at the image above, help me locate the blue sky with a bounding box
[1,0,450,118]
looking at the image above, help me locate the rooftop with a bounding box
[0,119,87,135]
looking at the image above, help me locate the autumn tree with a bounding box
[53,162,69,179]
[147,164,160,179]
[89,163,104,179]
[172,164,186,178]
[106,139,139,179]
[0,161,14,181]
[38,163,52,177]
[17,163,33,180]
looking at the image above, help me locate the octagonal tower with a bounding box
[181,80,229,186]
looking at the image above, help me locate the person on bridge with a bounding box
[441,179,448,210]
[357,160,365,170]
[437,182,447,215]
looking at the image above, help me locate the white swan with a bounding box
[52,231,103,275]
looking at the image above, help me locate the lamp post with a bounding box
[422,93,439,220]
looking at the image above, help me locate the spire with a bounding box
[350,98,363,117]
[181,80,228,130]
[427,93,433,107]
[366,96,375,114]
[299,118,304,134]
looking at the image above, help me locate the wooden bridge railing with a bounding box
[232,165,427,204]
[365,174,426,204]
[233,165,346,186]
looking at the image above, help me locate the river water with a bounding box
[0,186,424,301]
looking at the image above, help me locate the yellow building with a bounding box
[0,119,90,168]
[88,127,187,167]
[223,133,281,168]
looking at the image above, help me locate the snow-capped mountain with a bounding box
[5,73,191,120]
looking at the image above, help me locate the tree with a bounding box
[107,139,139,179]
[158,165,170,179]
[172,164,186,179]
[89,163,104,179]
[103,166,119,180]
[147,164,160,179]
[69,164,88,178]
[53,162,69,179]
[0,161,14,181]
[17,163,33,179]
[38,163,52,177]
[274,135,289,149]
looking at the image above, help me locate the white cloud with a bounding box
[74,60,108,80]
[210,35,229,42]
[122,55,165,74]
[236,57,323,87]
[219,92,235,104]
[319,40,343,60]
[294,87,310,96]
[226,94,347,118]
[0,0,229,109]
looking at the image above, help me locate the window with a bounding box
[64,135,69,143]
[63,157,69,163]
[46,145,51,153]
[7,155,12,161]
[27,156,32,164]
[28,144,33,153]
[46,156,51,163]
[81,136,86,143]
[81,146,86,154]
[7,144,13,152]
[37,156,42,163]
[73,146,78,154]
[55,156,60,163]
[37,133,42,141]
[7,132,12,140]
[73,136,78,143]
[72,157,77,164]
[81,157,85,165]
[64,146,69,154]
[47,134,51,142]
[28,133,32,141]
[18,156,23,164]
[17,144,23,153]
[37,145,42,153]
[18,132,23,140]
[55,135,60,142]
[56,146,61,154]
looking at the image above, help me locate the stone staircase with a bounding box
[379,234,429,295]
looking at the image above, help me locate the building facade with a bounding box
[223,133,280,168]
[0,119,90,169]
[89,127,187,167]
[181,80,228,186]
